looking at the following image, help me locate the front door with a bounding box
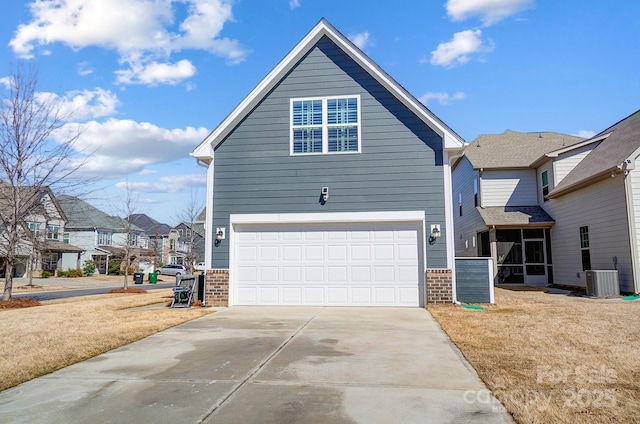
[524,239,547,286]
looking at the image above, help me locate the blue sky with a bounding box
[1,0,638,225]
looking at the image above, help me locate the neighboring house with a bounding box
[0,187,83,277]
[191,19,466,307]
[58,196,152,274]
[452,130,585,286]
[127,213,174,266]
[545,110,640,293]
[173,221,205,267]
[453,109,640,294]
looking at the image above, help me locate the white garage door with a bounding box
[233,222,422,306]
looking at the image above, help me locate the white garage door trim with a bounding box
[229,211,427,307]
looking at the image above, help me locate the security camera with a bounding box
[321,187,329,202]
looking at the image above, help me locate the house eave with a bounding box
[547,168,621,199]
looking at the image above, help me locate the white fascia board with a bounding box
[190,19,465,159]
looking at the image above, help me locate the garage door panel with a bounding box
[328,266,347,282]
[352,287,372,304]
[328,287,348,303]
[260,267,279,281]
[260,246,279,261]
[233,222,422,307]
[282,287,302,303]
[305,246,324,261]
[282,266,301,282]
[374,266,395,282]
[304,266,324,281]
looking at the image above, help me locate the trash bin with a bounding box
[149,272,158,284]
[133,272,144,284]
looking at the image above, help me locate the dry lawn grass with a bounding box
[0,289,214,391]
[429,288,640,424]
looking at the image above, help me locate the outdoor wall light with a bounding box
[429,224,441,244]
[215,227,226,247]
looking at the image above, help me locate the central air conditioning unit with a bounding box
[585,270,619,297]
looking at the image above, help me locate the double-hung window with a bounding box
[291,96,361,154]
[541,170,549,201]
[46,225,60,240]
[97,231,112,246]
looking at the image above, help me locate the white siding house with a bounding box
[546,110,640,293]
[452,130,586,286]
[454,110,640,294]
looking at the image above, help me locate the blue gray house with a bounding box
[191,19,466,307]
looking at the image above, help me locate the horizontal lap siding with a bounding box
[546,178,633,290]
[452,157,485,256]
[455,259,491,303]
[212,36,445,269]
[482,169,537,207]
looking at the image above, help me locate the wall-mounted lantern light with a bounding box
[215,227,226,247]
[429,224,441,244]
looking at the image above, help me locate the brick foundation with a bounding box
[205,269,229,307]
[427,269,453,304]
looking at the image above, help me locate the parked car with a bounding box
[194,262,205,271]
[155,264,187,276]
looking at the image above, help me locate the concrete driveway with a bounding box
[0,307,513,423]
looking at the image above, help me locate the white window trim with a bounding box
[290,95,362,155]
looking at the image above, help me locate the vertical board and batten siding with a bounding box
[211,36,446,269]
[455,258,493,303]
[545,177,633,291]
[481,169,538,207]
[452,157,486,256]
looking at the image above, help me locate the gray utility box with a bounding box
[585,270,620,297]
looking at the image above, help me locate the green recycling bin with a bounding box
[149,272,158,284]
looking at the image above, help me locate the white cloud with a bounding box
[10,0,247,86]
[419,91,466,106]
[55,119,210,176]
[37,88,119,121]
[446,0,534,26]
[115,59,197,86]
[116,174,206,194]
[289,0,301,9]
[575,130,596,139]
[430,29,492,68]
[348,31,370,50]
[77,61,94,76]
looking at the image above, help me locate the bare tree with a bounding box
[116,181,140,290]
[173,188,204,273]
[0,66,85,301]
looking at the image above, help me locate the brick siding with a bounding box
[427,268,453,304]
[205,269,229,307]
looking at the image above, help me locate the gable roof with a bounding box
[464,130,585,169]
[57,195,143,232]
[548,110,640,198]
[0,185,67,223]
[191,18,465,161]
[128,213,173,237]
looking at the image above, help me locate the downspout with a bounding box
[445,149,466,304]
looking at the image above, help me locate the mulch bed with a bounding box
[0,298,41,309]
[108,288,148,294]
